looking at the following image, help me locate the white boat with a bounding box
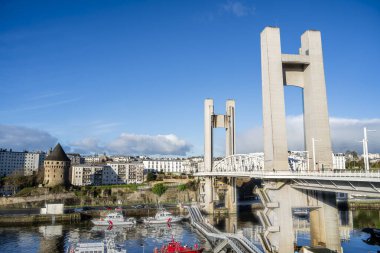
[92,212,136,226]
[143,209,183,224]
[67,238,127,253]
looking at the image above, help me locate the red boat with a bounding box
[154,239,204,253]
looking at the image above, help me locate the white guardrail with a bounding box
[195,170,380,181]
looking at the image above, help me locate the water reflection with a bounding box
[0,210,378,253]
[209,210,380,253]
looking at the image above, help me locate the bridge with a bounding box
[195,153,380,196]
[196,27,380,253]
[186,205,263,253]
[196,153,380,253]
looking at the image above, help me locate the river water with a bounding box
[0,209,378,253]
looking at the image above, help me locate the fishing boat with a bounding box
[143,208,183,224]
[154,238,203,253]
[92,212,136,226]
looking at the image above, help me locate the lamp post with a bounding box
[363,127,376,172]
[312,138,320,171]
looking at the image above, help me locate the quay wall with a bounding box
[0,193,76,206]
[0,213,81,226]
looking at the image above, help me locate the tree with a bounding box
[177,184,187,191]
[152,183,167,197]
[146,172,156,182]
[0,170,39,195]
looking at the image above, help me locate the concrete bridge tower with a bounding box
[200,99,236,213]
[261,27,333,171]
[257,27,341,253]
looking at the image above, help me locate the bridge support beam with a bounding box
[309,191,341,252]
[200,177,215,214]
[225,177,237,214]
[257,182,342,253]
[257,181,296,253]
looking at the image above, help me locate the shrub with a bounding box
[147,172,156,182]
[177,184,187,191]
[152,183,167,197]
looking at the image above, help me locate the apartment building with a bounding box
[142,159,184,173]
[71,162,144,186]
[71,165,103,186]
[0,148,45,176]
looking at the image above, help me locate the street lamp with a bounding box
[363,127,377,172]
[312,138,320,171]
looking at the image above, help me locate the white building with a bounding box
[110,156,131,163]
[103,162,144,185]
[143,159,184,173]
[0,149,45,176]
[71,165,103,186]
[182,157,204,174]
[83,155,102,164]
[369,153,380,159]
[71,162,144,186]
[332,153,346,170]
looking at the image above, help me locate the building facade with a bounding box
[142,159,184,173]
[71,162,144,186]
[71,165,103,186]
[43,143,71,187]
[0,149,45,177]
[67,153,85,165]
[332,153,346,170]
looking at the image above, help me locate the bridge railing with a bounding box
[199,154,380,180]
[196,169,380,179]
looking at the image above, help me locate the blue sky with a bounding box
[0,0,379,155]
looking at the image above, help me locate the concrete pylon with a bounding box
[204,99,214,172]
[309,191,341,252]
[258,182,297,253]
[225,177,237,213]
[225,99,235,157]
[202,98,236,214]
[261,27,333,171]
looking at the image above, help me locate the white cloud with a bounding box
[0,124,57,151]
[236,115,380,154]
[0,124,192,156]
[70,133,192,156]
[221,1,255,17]
[70,138,104,154]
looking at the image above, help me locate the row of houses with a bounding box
[0,146,360,183]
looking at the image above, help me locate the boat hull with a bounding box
[143,217,183,224]
[91,220,135,226]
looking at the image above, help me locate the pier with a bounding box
[186,205,263,253]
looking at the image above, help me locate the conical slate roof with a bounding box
[45,143,70,162]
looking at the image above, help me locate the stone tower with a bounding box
[43,143,71,187]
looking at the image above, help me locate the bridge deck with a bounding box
[195,170,380,182]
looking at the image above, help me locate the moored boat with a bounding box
[67,240,127,253]
[92,212,136,226]
[154,239,203,253]
[143,209,183,224]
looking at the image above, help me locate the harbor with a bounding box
[0,208,378,253]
